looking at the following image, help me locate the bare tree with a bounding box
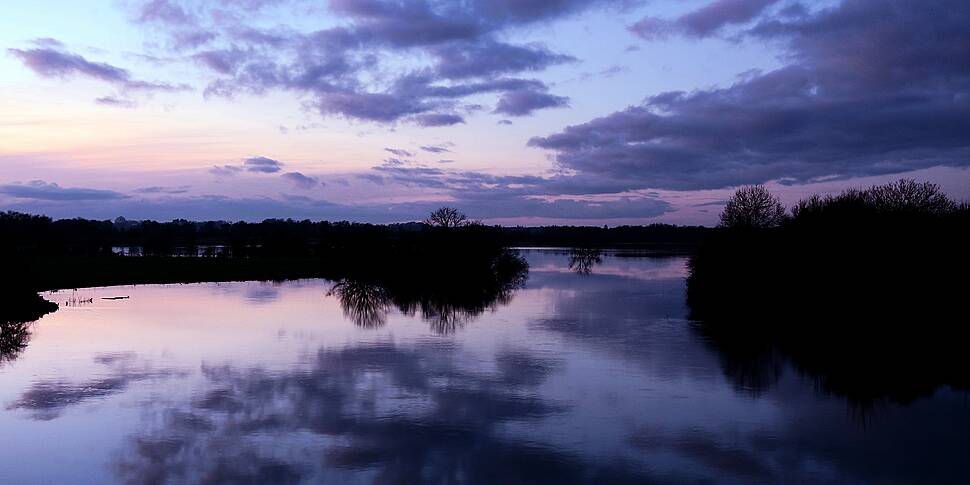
[425,207,469,228]
[719,185,786,229]
[865,179,955,215]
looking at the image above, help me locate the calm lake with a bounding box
[1,250,967,484]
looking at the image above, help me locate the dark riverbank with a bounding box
[2,213,534,327]
[686,180,970,405]
[687,181,969,322]
[1,209,707,325]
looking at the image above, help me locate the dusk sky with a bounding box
[2,0,968,225]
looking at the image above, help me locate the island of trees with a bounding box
[687,180,969,404]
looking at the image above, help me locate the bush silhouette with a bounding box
[719,185,786,229]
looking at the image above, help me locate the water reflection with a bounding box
[1,294,57,366]
[695,319,970,410]
[567,248,603,274]
[111,342,649,484]
[8,353,187,421]
[327,256,527,334]
[0,251,967,484]
[328,280,392,328]
[0,321,32,366]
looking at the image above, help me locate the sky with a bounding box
[1,0,968,225]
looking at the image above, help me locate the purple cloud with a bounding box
[95,96,136,108]
[533,0,970,190]
[494,88,569,116]
[209,165,243,176]
[134,185,191,194]
[138,0,193,25]
[411,113,466,126]
[420,145,451,154]
[29,37,64,48]
[121,0,616,125]
[8,46,189,93]
[0,181,128,201]
[384,148,415,157]
[431,40,575,79]
[631,0,781,39]
[192,48,251,74]
[3,189,670,223]
[243,156,284,173]
[281,172,320,189]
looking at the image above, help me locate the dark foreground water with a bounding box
[1,250,967,484]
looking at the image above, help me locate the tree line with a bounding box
[0,210,711,259]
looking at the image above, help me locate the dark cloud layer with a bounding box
[0,181,128,201]
[2,172,671,222]
[532,0,970,190]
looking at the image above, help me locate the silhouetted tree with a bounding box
[719,185,786,229]
[790,179,957,222]
[865,179,955,215]
[425,207,468,228]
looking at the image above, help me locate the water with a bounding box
[1,250,966,484]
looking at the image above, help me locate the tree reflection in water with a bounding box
[327,254,528,334]
[1,292,57,366]
[0,320,33,366]
[567,248,603,275]
[328,280,392,328]
[694,319,970,413]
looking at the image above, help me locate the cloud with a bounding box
[0,181,128,201]
[243,156,283,173]
[384,147,415,157]
[120,0,627,125]
[209,164,243,176]
[494,88,569,116]
[630,0,782,39]
[133,185,191,194]
[532,0,970,190]
[281,171,320,189]
[2,167,673,222]
[191,48,250,74]
[137,0,193,25]
[431,40,575,79]
[28,37,64,48]
[95,96,136,108]
[411,113,466,126]
[7,45,190,93]
[420,145,451,153]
